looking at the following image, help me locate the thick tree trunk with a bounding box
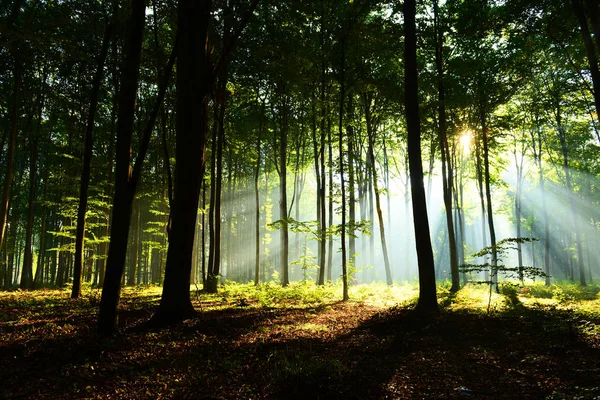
[404,0,438,314]
[155,0,213,323]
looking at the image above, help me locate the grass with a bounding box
[1,281,599,399]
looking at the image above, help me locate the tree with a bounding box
[404,0,438,314]
[72,11,114,298]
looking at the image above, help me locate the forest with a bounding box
[1,0,600,398]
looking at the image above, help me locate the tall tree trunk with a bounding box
[278,89,290,287]
[312,93,326,285]
[327,118,334,281]
[34,161,49,288]
[339,34,348,301]
[254,106,263,285]
[434,0,459,292]
[404,0,438,313]
[21,87,45,290]
[474,137,489,281]
[206,90,225,293]
[0,0,23,252]
[98,0,147,335]
[514,145,525,282]
[364,95,392,285]
[347,96,356,274]
[155,0,213,323]
[480,107,499,292]
[556,106,586,286]
[72,15,113,299]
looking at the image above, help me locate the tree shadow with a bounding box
[2,297,600,399]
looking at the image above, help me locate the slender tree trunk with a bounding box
[347,96,356,273]
[404,0,438,313]
[474,138,489,281]
[206,90,225,292]
[339,34,348,301]
[0,0,23,252]
[34,163,49,288]
[254,107,263,285]
[364,95,392,285]
[72,17,113,299]
[434,0,459,291]
[480,108,499,292]
[278,89,290,287]
[327,118,334,281]
[556,107,586,286]
[101,25,178,329]
[21,89,44,290]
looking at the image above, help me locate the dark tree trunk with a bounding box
[21,88,44,290]
[278,89,290,287]
[206,88,225,293]
[72,16,113,299]
[155,0,213,323]
[480,109,499,292]
[404,0,438,313]
[254,110,263,285]
[0,0,23,252]
[98,0,146,335]
[339,35,348,301]
[474,137,489,281]
[434,0,459,292]
[347,96,356,273]
[572,0,600,119]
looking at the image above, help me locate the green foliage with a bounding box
[460,237,547,282]
[460,237,548,312]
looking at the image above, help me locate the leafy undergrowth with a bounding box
[1,282,599,399]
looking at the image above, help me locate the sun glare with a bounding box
[459,131,472,153]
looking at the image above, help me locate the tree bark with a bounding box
[278,88,290,287]
[72,15,113,299]
[0,0,24,253]
[155,0,213,323]
[404,0,438,314]
[434,0,459,292]
[339,34,348,301]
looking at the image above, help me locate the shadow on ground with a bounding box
[1,294,599,399]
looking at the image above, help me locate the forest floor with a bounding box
[1,282,600,399]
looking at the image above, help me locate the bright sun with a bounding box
[459,131,472,153]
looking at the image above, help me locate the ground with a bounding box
[1,283,599,399]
